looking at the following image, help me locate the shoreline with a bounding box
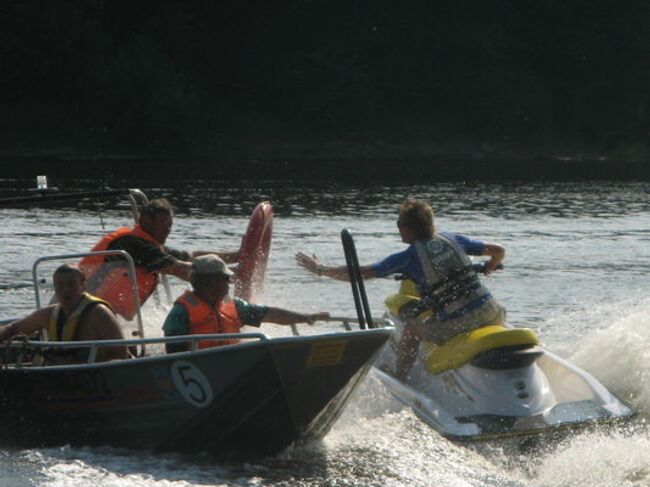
[0,153,647,181]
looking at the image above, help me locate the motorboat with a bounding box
[372,276,634,441]
[0,182,393,455]
[0,324,390,455]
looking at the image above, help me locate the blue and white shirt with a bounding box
[369,232,485,292]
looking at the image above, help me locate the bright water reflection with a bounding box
[1,179,650,486]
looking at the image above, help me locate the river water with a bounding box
[1,178,650,486]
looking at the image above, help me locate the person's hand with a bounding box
[483,260,503,276]
[305,312,330,324]
[295,252,322,275]
[0,324,14,342]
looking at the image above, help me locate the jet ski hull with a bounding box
[374,315,633,441]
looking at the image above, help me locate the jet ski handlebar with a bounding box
[471,262,504,273]
[392,262,503,280]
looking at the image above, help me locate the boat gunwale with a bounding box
[0,327,394,372]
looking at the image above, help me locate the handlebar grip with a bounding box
[393,263,503,280]
[472,263,504,273]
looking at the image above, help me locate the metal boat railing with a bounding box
[323,316,393,332]
[0,317,396,368]
[281,316,393,336]
[1,332,269,368]
[0,316,393,367]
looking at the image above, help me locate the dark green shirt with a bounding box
[162,297,269,337]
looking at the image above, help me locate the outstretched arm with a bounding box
[161,250,240,281]
[263,308,330,326]
[160,260,193,280]
[191,250,240,264]
[0,307,52,341]
[481,243,505,275]
[295,252,376,281]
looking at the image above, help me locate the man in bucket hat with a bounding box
[163,254,329,352]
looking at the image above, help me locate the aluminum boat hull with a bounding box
[0,329,392,455]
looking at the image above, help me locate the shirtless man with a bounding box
[0,263,127,363]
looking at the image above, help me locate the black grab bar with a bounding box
[341,229,374,330]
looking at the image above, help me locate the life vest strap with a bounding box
[420,265,482,313]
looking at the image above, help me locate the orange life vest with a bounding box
[175,290,242,348]
[79,225,161,320]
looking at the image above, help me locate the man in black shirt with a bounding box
[81,198,238,319]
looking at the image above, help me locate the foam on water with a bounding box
[21,373,529,487]
[317,374,528,487]
[501,296,650,487]
[530,431,650,487]
[558,296,650,414]
[28,446,243,487]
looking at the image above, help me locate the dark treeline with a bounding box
[1,1,648,178]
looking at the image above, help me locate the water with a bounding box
[1,178,650,486]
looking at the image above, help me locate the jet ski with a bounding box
[373,271,634,441]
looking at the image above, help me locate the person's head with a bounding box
[397,199,435,243]
[53,263,86,309]
[189,254,234,302]
[139,198,174,244]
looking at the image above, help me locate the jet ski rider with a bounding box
[295,198,506,381]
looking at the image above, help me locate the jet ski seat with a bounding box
[423,325,540,374]
[385,280,540,374]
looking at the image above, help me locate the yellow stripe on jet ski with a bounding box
[423,325,539,374]
[385,279,539,374]
[385,279,432,319]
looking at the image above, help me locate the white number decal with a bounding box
[170,360,214,408]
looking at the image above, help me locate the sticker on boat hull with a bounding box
[306,340,347,367]
[170,360,214,408]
